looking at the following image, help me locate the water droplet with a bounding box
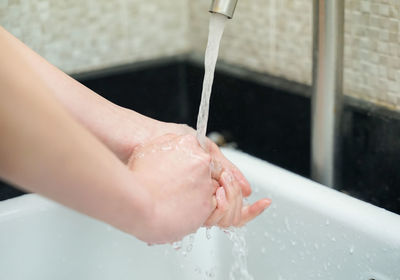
[206,228,212,240]
[172,241,182,251]
[331,237,336,242]
[284,217,291,231]
[261,247,266,254]
[205,267,216,278]
[349,246,354,254]
[194,266,202,274]
[291,240,297,246]
[325,219,330,225]
[106,225,113,232]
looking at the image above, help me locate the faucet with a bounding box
[209,0,238,19]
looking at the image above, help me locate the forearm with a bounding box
[0,27,151,235]
[0,27,159,163]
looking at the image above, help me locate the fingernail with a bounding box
[216,187,226,204]
[222,171,233,183]
[261,198,272,209]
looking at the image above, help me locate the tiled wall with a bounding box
[0,0,189,73]
[1,0,400,110]
[344,0,400,110]
[189,0,400,111]
[189,0,313,86]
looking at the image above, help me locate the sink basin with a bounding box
[0,148,399,280]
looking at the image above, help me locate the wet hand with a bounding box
[204,170,271,228]
[127,134,219,244]
[151,123,252,197]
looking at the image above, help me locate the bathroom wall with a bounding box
[344,0,400,110]
[189,0,400,111]
[189,0,313,86]
[1,0,399,110]
[0,0,189,74]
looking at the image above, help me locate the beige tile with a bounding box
[1,0,400,110]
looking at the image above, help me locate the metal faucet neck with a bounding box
[209,0,238,19]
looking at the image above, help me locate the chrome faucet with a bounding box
[209,0,238,19]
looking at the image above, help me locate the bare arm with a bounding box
[0,26,217,243]
[0,27,154,233]
[0,29,251,198]
[0,26,270,232]
[0,27,158,163]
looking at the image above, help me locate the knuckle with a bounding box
[183,134,198,144]
[203,220,212,227]
[179,124,193,133]
[198,152,211,165]
[219,206,228,215]
[233,216,241,227]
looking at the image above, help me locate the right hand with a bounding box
[127,134,219,244]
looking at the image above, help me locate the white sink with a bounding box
[1,148,399,280]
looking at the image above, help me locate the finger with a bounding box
[212,179,220,194]
[208,142,251,197]
[233,191,243,226]
[210,158,223,181]
[220,171,236,200]
[229,172,243,226]
[204,187,227,227]
[208,179,220,212]
[231,167,251,197]
[218,203,236,228]
[238,198,271,227]
[217,172,238,228]
[210,195,217,212]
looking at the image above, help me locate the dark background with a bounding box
[1,60,399,215]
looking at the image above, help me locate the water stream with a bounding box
[196,13,254,280]
[196,13,227,149]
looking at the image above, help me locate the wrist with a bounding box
[108,106,160,163]
[107,170,156,241]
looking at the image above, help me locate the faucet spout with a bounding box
[209,0,238,19]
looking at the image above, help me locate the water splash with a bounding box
[224,227,254,280]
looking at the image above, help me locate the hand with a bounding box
[137,122,271,229]
[149,122,252,197]
[204,170,271,227]
[127,134,218,244]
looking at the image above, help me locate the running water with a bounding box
[196,13,254,280]
[225,228,254,280]
[196,13,227,148]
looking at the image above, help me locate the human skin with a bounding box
[0,26,271,238]
[0,27,220,243]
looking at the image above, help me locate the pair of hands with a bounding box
[0,26,269,245]
[126,123,271,244]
